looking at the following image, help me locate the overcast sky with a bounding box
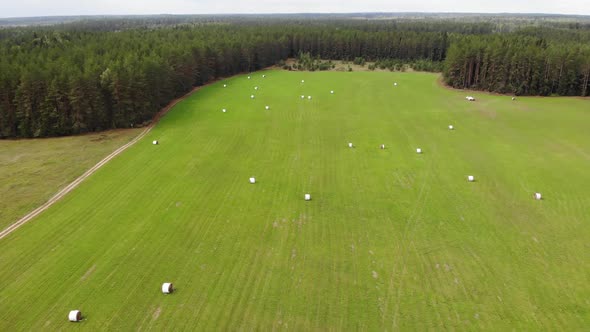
[2,0,589,18]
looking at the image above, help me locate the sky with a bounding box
[2,0,589,18]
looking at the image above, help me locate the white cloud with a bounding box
[2,0,589,18]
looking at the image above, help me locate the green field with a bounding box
[0,129,142,230]
[1,71,589,330]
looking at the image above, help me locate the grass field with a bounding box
[0,129,142,231]
[0,71,589,330]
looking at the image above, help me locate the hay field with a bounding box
[0,71,588,330]
[0,129,141,230]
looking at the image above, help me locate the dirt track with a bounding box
[0,86,201,241]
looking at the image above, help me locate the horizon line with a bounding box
[2,11,590,20]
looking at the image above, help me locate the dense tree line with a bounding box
[0,24,447,138]
[444,34,590,96]
[0,17,589,138]
[0,26,288,137]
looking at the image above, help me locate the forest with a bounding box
[0,15,589,138]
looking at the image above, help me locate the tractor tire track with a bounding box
[0,85,202,241]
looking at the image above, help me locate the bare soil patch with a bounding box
[80,264,97,281]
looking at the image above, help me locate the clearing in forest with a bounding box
[0,71,589,330]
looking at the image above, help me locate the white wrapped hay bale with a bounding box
[534,192,542,200]
[416,148,422,154]
[330,90,334,94]
[300,95,305,99]
[348,142,354,148]
[162,282,174,294]
[248,76,251,79]
[250,95,255,99]
[152,140,158,145]
[380,144,385,149]
[512,97,516,101]
[222,109,227,113]
[308,96,312,100]
[254,86,259,90]
[304,194,311,201]
[449,125,454,130]
[249,177,256,184]
[467,175,475,182]
[265,106,270,110]
[466,96,475,101]
[262,74,266,78]
[223,84,227,88]
[301,79,305,83]
[394,82,398,86]
[68,310,82,322]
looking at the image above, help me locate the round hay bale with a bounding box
[223,84,227,88]
[512,97,516,101]
[348,142,354,148]
[304,194,311,201]
[248,76,251,79]
[250,95,255,99]
[301,79,305,83]
[262,74,266,78]
[449,125,454,130]
[254,86,259,90]
[249,177,256,184]
[467,175,475,182]
[68,310,82,322]
[394,82,398,86]
[308,96,312,100]
[380,144,385,149]
[222,109,227,113]
[534,192,542,200]
[162,282,174,294]
[300,95,305,99]
[265,106,270,110]
[416,148,422,154]
[152,140,158,145]
[330,90,334,94]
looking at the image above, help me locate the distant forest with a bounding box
[0,15,589,138]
